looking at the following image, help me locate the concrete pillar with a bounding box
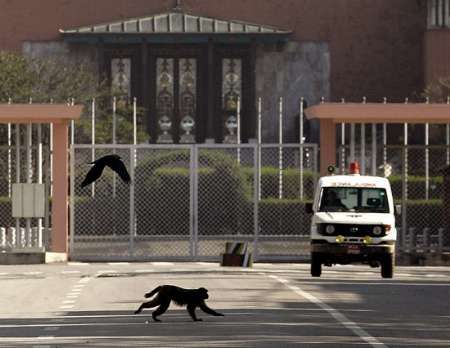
[51,121,69,253]
[319,119,336,176]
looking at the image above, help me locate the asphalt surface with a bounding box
[0,262,448,347]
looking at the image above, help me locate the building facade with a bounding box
[0,0,447,143]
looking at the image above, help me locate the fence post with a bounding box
[299,98,304,201]
[360,97,366,175]
[237,96,241,164]
[193,145,199,258]
[257,97,262,201]
[278,97,283,199]
[340,98,346,174]
[401,122,408,252]
[37,123,43,248]
[112,97,117,200]
[69,145,75,256]
[189,145,196,259]
[91,98,96,198]
[7,98,12,198]
[129,146,136,258]
[15,123,21,247]
[253,142,260,261]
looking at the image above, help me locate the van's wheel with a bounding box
[381,253,394,278]
[311,252,322,277]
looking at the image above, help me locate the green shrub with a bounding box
[259,199,311,235]
[241,167,316,199]
[134,150,252,235]
[388,176,442,200]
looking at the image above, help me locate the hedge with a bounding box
[388,175,442,200]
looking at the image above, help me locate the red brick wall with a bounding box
[0,0,427,101]
[424,29,450,85]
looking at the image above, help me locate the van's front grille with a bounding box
[319,224,387,237]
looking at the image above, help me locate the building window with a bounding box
[222,58,242,142]
[428,0,450,28]
[111,57,132,98]
[156,58,175,143]
[178,58,197,143]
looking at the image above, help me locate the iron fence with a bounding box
[0,145,51,250]
[338,144,450,254]
[70,143,318,261]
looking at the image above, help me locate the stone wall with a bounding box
[22,41,99,76]
[256,41,329,143]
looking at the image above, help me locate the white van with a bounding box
[305,163,399,278]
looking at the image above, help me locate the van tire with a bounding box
[311,253,322,277]
[381,253,394,278]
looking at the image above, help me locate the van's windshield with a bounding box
[319,187,390,213]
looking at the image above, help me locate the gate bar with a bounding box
[189,145,195,258]
[253,143,260,261]
[15,124,20,247]
[129,146,136,257]
[360,97,366,175]
[70,146,75,255]
[299,98,304,200]
[193,145,199,258]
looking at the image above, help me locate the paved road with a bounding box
[0,262,448,347]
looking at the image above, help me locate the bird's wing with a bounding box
[81,163,106,187]
[106,158,131,183]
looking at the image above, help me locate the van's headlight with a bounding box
[372,226,383,236]
[325,224,335,235]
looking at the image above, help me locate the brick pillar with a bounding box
[319,119,336,176]
[52,121,69,253]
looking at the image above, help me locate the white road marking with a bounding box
[0,272,9,275]
[150,262,174,266]
[62,300,76,304]
[61,270,81,274]
[59,305,74,309]
[67,262,89,266]
[296,281,450,286]
[68,289,82,293]
[108,262,129,265]
[37,336,54,340]
[23,272,42,275]
[268,274,387,348]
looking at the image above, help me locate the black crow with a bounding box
[81,154,131,188]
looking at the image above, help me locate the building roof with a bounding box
[59,10,291,43]
[305,103,450,124]
[0,104,83,123]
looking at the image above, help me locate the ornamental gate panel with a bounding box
[69,143,318,261]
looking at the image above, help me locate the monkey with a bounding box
[134,285,224,322]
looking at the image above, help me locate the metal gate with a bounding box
[69,143,318,261]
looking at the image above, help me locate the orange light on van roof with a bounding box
[349,162,360,175]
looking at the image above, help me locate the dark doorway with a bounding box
[149,46,207,144]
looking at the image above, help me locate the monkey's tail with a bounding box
[144,286,161,298]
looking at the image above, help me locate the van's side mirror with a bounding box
[305,203,313,214]
[394,204,402,216]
